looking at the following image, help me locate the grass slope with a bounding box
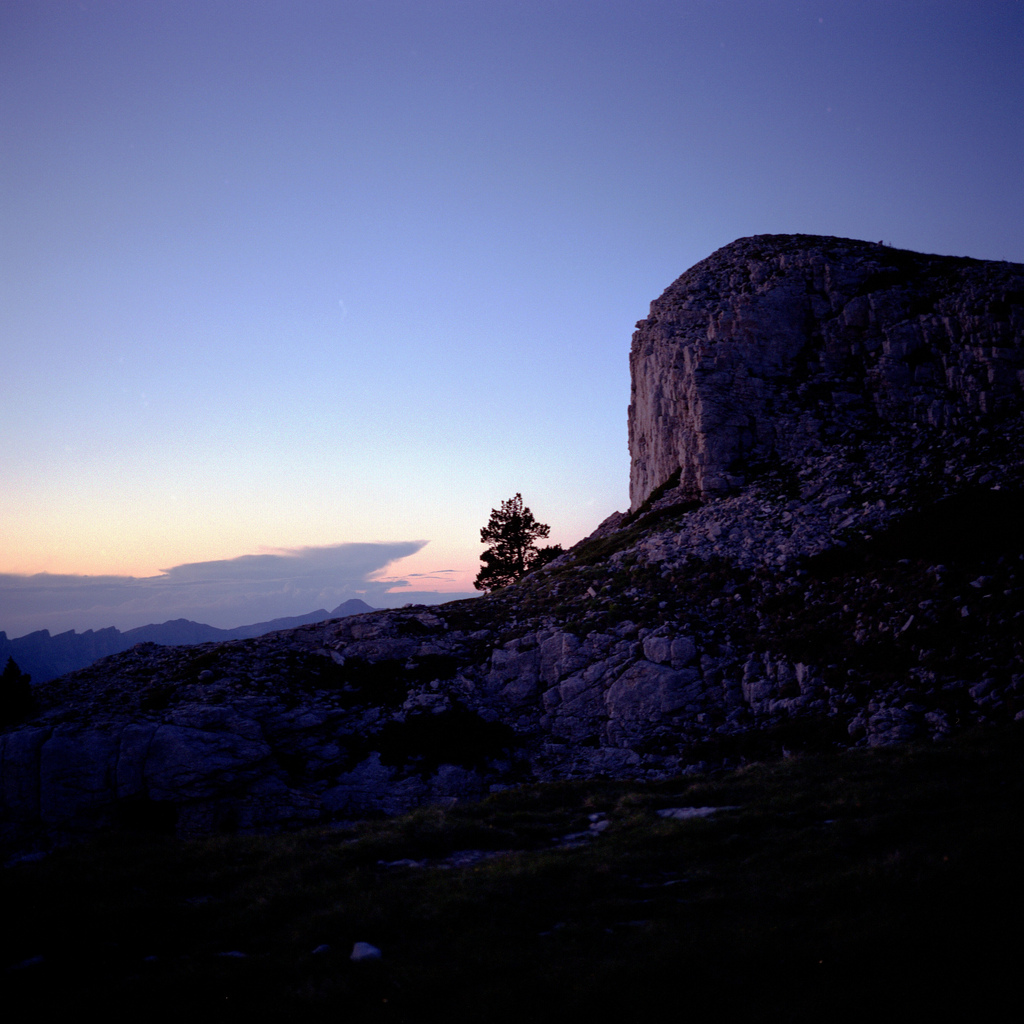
[4,724,1023,1022]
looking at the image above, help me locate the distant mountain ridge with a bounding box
[0,599,376,684]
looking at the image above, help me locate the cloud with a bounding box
[0,541,436,637]
[371,591,479,609]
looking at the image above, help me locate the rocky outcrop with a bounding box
[628,234,1024,507]
[3,235,1023,855]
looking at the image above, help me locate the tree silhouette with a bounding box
[474,494,561,592]
[0,656,33,724]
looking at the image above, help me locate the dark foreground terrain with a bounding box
[4,723,1022,1023]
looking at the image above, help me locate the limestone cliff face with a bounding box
[628,234,1024,508]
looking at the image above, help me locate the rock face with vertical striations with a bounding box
[628,234,1024,508]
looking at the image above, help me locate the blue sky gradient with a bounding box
[2,1,1022,634]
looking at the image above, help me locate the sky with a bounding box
[2,0,1023,637]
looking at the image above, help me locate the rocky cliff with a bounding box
[3,235,1023,855]
[629,234,1024,507]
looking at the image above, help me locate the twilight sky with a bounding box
[2,0,1023,636]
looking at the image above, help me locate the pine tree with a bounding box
[0,656,33,724]
[474,494,561,592]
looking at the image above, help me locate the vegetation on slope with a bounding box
[4,724,1023,1022]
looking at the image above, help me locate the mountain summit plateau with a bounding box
[630,233,1024,505]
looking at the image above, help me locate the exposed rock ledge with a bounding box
[2,234,1022,854]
